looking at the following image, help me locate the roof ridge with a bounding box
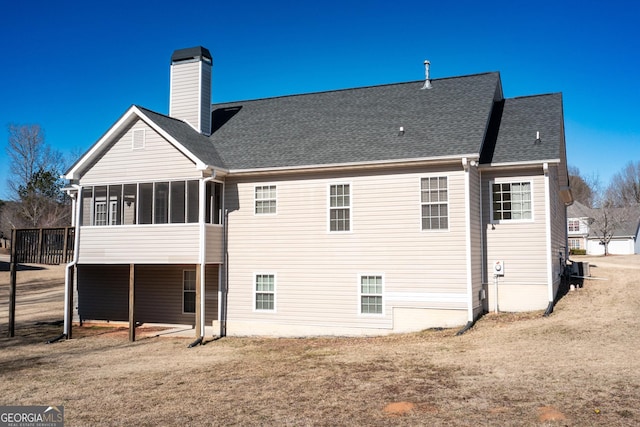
[508,92,562,101]
[212,71,500,105]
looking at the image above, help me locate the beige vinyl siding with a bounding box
[135,264,218,324]
[548,165,568,298]
[482,169,549,311]
[78,225,202,264]
[200,64,212,134]
[467,165,484,318]
[80,120,198,185]
[205,225,224,263]
[170,61,203,131]
[77,264,129,322]
[77,264,218,325]
[225,166,470,333]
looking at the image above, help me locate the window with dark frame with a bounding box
[492,181,532,221]
[183,270,196,313]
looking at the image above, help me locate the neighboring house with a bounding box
[62,46,573,338]
[567,201,591,252]
[567,202,640,255]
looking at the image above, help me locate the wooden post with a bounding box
[62,227,70,264]
[195,264,202,339]
[8,229,18,337]
[129,264,135,342]
[37,228,44,264]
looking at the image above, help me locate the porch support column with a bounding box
[8,228,17,337]
[129,263,135,342]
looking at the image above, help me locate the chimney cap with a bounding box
[171,46,212,63]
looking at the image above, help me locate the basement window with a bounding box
[360,275,383,314]
[183,270,196,314]
[255,274,275,311]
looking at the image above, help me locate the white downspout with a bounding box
[462,158,474,322]
[199,173,216,339]
[543,163,554,303]
[64,184,82,337]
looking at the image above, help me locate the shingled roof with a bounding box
[208,72,501,170]
[136,106,227,169]
[487,93,565,164]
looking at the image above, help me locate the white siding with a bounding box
[78,225,201,264]
[80,120,198,185]
[482,169,549,312]
[225,166,470,334]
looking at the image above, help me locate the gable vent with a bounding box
[132,129,145,149]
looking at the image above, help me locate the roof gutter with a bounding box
[229,154,480,177]
[479,158,562,170]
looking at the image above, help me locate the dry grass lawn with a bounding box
[1,255,639,426]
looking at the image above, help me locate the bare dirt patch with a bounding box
[1,255,639,425]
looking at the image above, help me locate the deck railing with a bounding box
[12,227,75,265]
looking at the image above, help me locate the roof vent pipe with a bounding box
[421,60,433,90]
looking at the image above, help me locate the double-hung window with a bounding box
[329,184,350,232]
[255,185,277,214]
[492,181,532,221]
[255,274,275,311]
[568,220,580,232]
[360,275,383,314]
[183,270,196,314]
[421,177,448,230]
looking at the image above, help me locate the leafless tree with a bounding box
[4,124,69,228]
[568,165,595,207]
[607,161,640,207]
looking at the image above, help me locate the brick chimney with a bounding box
[169,46,212,135]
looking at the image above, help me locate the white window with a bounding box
[360,275,383,314]
[329,184,350,232]
[491,181,532,221]
[568,220,580,232]
[183,270,196,314]
[255,185,277,214]
[421,176,448,230]
[255,274,275,311]
[569,238,582,250]
[109,200,118,225]
[94,201,107,226]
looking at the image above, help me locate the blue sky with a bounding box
[1,0,638,199]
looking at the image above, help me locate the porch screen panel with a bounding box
[187,180,199,223]
[138,183,153,224]
[108,185,122,225]
[123,184,137,225]
[170,181,186,223]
